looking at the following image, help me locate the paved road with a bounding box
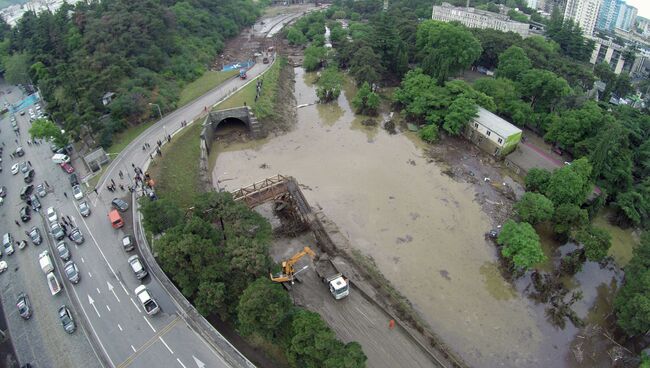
[0,10,305,368]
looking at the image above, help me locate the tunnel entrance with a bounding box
[214,117,249,137]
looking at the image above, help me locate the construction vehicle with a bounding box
[271,247,350,300]
[315,255,350,300]
[270,246,315,283]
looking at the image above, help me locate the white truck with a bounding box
[46,272,62,295]
[135,285,160,315]
[39,251,54,273]
[315,255,350,300]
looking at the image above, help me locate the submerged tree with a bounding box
[497,220,546,270]
[316,66,343,103]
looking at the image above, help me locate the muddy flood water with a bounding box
[211,68,624,368]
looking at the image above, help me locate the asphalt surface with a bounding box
[0,10,306,368]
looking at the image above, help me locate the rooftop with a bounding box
[474,107,522,137]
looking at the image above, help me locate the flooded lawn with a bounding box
[211,68,621,368]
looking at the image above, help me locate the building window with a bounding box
[486,131,491,136]
[497,138,503,144]
[474,122,478,128]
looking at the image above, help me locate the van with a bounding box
[51,153,70,164]
[109,209,124,229]
[2,233,14,255]
[39,251,54,273]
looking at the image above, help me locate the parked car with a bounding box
[60,163,74,174]
[19,185,33,200]
[68,173,79,187]
[0,186,7,197]
[111,198,129,212]
[3,233,14,256]
[17,240,27,250]
[56,241,70,261]
[19,161,29,174]
[68,228,84,245]
[135,285,159,315]
[121,235,135,252]
[23,169,34,183]
[78,201,91,217]
[20,206,31,222]
[128,255,147,280]
[15,146,24,157]
[36,184,46,198]
[58,305,76,333]
[28,194,41,211]
[11,163,19,175]
[16,293,32,319]
[50,222,65,241]
[46,207,57,223]
[63,261,80,284]
[28,227,42,245]
[72,185,83,200]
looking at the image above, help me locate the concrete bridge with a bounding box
[201,107,264,154]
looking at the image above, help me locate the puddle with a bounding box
[210,67,620,368]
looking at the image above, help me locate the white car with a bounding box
[0,261,7,273]
[11,164,19,175]
[72,185,83,200]
[46,207,57,223]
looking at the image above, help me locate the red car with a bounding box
[60,163,75,174]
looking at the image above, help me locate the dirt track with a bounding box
[269,230,440,368]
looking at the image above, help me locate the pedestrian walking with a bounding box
[167,135,171,142]
[119,170,123,179]
[45,180,50,187]
[106,184,112,192]
[62,217,68,226]
[66,216,72,224]
[131,163,135,168]
[111,179,116,187]
[156,147,162,156]
[63,192,68,198]
[142,145,146,151]
[146,143,150,149]
[15,220,20,227]
[14,139,18,144]
[27,160,31,166]
[149,152,153,160]
[60,222,67,231]
[119,184,125,191]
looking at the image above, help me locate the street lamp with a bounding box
[148,103,163,121]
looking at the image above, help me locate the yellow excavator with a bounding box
[270,247,316,283]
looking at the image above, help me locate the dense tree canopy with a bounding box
[615,233,650,336]
[415,20,482,84]
[497,220,546,270]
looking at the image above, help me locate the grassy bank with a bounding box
[107,120,156,155]
[179,70,238,107]
[147,122,203,209]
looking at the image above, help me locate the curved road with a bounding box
[0,10,308,368]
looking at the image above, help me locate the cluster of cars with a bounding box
[15,292,76,334]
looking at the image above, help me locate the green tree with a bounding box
[348,45,383,87]
[545,101,605,152]
[515,192,554,224]
[470,28,522,69]
[324,341,367,368]
[544,158,593,206]
[525,168,551,193]
[303,45,327,72]
[496,46,532,81]
[415,20,482,84]
[351,82,380,115]
[518,69,571,112]
[612,72,633,98]
[575,226,612,261]
[287,27,308,45]
[497,220,546,270]
[29,118,68,147]
[288,310,340,368]
[473,77,532,126]
[316,66,343,102]
[507,9,528,22]
[2,52,31,84]
[552,203,589,237]
[237,278,293,341]
[419,124,439,143]
[442,97,478,135]
[615,233,650,336]
[139,198,183,234]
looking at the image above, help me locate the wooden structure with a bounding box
[231,174,291,208]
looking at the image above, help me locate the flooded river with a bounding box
[211,68,624,368]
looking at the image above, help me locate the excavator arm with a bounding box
[270,246,316,283]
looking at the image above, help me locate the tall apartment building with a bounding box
[615,3,638,32]
[596,0,624,30]
[564,0,602,35]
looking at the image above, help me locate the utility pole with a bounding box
[148,103,163,121]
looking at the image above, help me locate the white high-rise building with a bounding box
[564,0,602,35]
[527,0,538,9]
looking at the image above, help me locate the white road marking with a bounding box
[117,324,123,332]
[177,358,187,368]
[81,257,85,263]
[120,281,130,295]
[159,336,173,354]
[106,305,111,312]
[144,316,156,332]
[88,295,101,318]
[107,281,121,302]
[88,272,92,278]
[192,356,206,368]
[96,287,101,294]
[130,298,141,313]
[131,345,136,352]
